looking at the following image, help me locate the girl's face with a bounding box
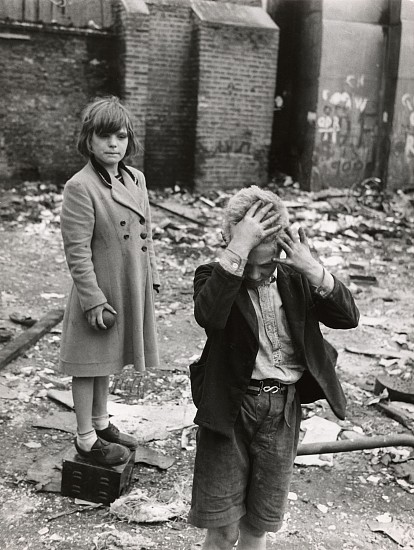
[90,127,128,172]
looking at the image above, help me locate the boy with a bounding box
[188,186,359,549]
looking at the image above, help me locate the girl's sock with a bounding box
[92,414,110,431]
[77,429,98,451]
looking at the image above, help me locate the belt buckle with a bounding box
[262,384,280,394]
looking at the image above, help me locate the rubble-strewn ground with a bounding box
[0,180,414,550]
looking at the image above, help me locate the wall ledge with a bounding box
[119,0,150,15]
[191,0,278,29]
[0,19,114,38]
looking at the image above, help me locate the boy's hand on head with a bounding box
[228,200,281,257]
[274,226,324,285]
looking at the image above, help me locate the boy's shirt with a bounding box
[219,247,335,383]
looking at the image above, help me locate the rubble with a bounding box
[93,528,155,549]
[110,488,187,523]
[1,179,414,548]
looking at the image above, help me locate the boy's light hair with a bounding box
[222,185,289,244]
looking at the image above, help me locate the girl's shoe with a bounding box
[74,436,130,466]
[96,422,138,450]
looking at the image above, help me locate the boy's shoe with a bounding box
[74,436,130,466]
[96,422,138,450]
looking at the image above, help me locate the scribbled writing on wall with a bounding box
[401,94,414,159]
[387,92,414,189]
[312,74,378,189]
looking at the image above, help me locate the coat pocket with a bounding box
[189,360,206,408]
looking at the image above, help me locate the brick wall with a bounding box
[112,0,149,171]
[0,24,119,185]
[192,3,279,190]
[144,0,197,189]
[0,0,278,191]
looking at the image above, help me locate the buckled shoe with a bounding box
[96,422,138,450]
[74,436,130,466]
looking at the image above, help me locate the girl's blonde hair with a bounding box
[77,96,140,158]
[222,185,289,244]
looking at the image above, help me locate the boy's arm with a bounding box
[311,275,360,329]
[275,226,359,329]
[193,260,244,331]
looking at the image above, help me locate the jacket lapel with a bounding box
[236,285,259,340]
[277,266,306,348]
[111,170,145,218]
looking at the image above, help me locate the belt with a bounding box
[246,379,289,396]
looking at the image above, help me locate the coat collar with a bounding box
[90,155,138,188]
[89,157,145,219]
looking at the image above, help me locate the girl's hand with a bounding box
[85,303,117,331]
[274,226,324,286]
[228,201,282,257]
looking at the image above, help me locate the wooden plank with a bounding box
[85,0,108,29]
[101,0,113,29]
[0,0,112,28]
[65,0,84,28]
[37,0,53,24]
[0,0,24,20]
[0,309,64,371]
[23,0,39,22]
[51,0,70,26]
[65,0,113,29]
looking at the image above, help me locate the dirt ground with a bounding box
[0,183,414,550]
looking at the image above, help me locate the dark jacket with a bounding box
[189,262,360,437]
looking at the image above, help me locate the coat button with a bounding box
[120,221,126,226]
[139,217,145,225]
[140,232,147,239]
[141,246,147,252]
[124,234,130,240]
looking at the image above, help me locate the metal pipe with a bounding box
[297,434,414,455]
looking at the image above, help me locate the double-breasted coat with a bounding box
[59,161,160,377]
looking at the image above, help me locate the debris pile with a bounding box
[1,178,414,548]
[110,488,187,524]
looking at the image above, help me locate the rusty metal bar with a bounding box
[297,434,414,456]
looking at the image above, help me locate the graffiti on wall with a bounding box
[400,93,414,159]
[312,74,378,189]
[387,92,414,189]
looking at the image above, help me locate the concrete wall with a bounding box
[267,0,412,191]
[387,0,414,190]
[310,20,385,190]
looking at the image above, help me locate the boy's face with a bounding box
[90,127,128,171]
[244,242,280,287]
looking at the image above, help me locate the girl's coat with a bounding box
[59,161,159,376]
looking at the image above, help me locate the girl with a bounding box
[59,96,160,466]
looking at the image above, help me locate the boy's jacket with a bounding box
[190,262,360,437]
